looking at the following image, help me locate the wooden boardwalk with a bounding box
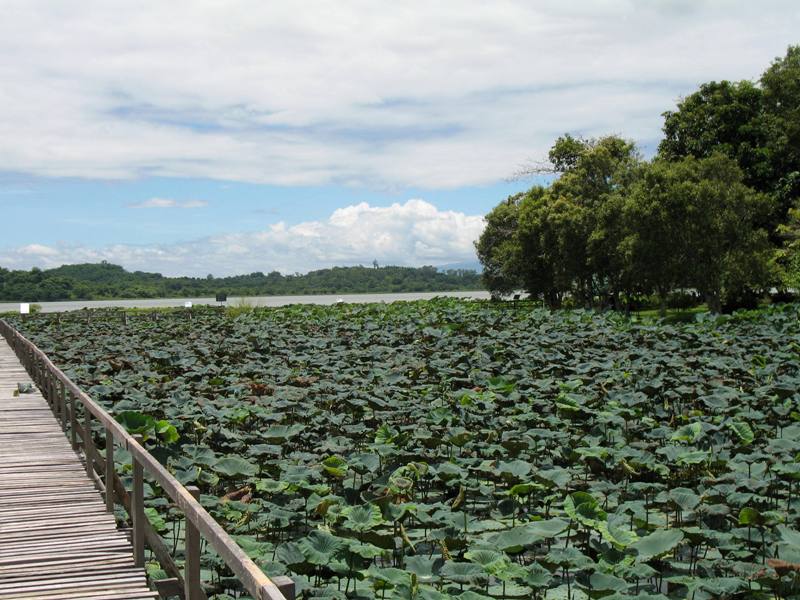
[0,340,157,599]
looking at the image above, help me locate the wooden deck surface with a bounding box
[0,340,157,599]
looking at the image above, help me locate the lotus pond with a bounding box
[9,300,800,599]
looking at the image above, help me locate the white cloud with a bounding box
[0,1,797,188]
[128,197,208,209]
[17,244,59,257]
[0,200,485,276]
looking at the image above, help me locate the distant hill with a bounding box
[0,262,484,302]
[436,260,482,272]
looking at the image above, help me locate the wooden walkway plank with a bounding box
[0,340,156,600]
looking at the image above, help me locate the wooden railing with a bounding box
[0,319,294,600]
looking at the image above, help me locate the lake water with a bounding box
[0,290,493,313]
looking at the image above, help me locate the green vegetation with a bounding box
[11,300,800,599]
[478,45,800,313]
[0,262,482,302]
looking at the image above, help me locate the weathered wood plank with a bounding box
[0,340,155,600]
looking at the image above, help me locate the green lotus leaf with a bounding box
[213,455,258,477]
[738,507,763,526]
[630,529,684,561]
[463,547,509,574]
[729,420,755,446]
[526,518,570,539]
[342,503,384,532]
[276,542,306,567]
[347,540,387,560]
[777,525,800,546]
[589,572,629,592]
[439,561,487,584]
[507,482,541,497]
[154,419,179,444]
[597,521,638,549]
[564,492,606,528]
[524,562,553,588]
[366,565,412,587]
[668,488,701,511]
[321,455,349,478]
[297,530,347,565]
[145,507,167,533]
[375,424,400,445]
[255,478,289,493]
[671,422,703,443]
[264,424,305,441]
[497,459,532,479]
[544,546,593,569]
[545,585,589,599]
[116,410,154,434]
[181,444,218,466]
[404,556,443,582]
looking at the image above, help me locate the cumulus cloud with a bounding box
[128,198,208,209]
[0,200,485,276]
[17,244,59,257]
[0,1,797,188]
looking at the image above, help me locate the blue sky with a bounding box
[1,1,799,276]
[1,174,530,248]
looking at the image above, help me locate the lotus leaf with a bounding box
[631,529,684,561]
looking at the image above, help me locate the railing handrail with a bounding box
[0,318,291,600]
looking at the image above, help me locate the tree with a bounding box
[478,135,642,307]
[475,193,525,297]
[618,161,692,314]
[776,203,800,289]
[659,45,800,235]
[660,80,769,190]
[623,155,774,313]
[760,45,800,218]
[516,187,561,305]
[522,135,641,307]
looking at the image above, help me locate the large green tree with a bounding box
[478,135,642,307]
[659,45,800,234]
[761,45,800,217]
[474,193,526,297]
[621,155,774,314]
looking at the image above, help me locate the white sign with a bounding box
[184,301,193,308]
[19,303,30,314]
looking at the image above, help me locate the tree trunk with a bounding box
[705,290,722,314]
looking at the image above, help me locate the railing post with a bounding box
[85,408,94,477]
[185,486,202,600]
[59,380,67,431]
[132,434,145,568]
[105,427,115,513]
[49,372,57,416]
[272,576,296,600]
[69,391,78,450]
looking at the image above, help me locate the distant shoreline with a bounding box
[0,290,493,313]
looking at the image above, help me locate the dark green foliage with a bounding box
[0,262,482,302]
[479,46,800,309]
[11,300,800,599]
[661,45,800,232]
[474,194,525,297]
[621,155,775,313]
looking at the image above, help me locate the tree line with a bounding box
[0,262,482,302]
[477,45,800,313]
